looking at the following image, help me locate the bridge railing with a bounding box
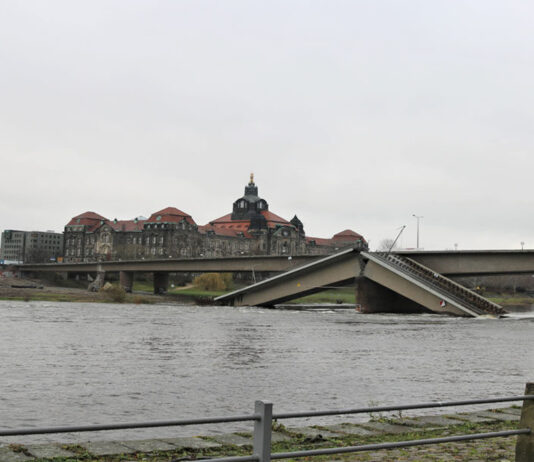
[2,384,534,462]
[375,252,504,315]
[398,255,503,314]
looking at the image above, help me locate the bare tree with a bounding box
[377,238,397,252]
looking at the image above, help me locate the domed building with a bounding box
[63,175,367,262]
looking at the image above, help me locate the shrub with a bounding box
[100,284,127,303]
[193,273,233,291]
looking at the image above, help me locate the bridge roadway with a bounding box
[18,249,534,276]
[18,255,319,274]
[397,249,534,276]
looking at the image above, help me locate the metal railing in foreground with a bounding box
[2,383,534,462]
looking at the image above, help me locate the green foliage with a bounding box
[193,273,233,291]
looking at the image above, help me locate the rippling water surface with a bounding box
[1,301,533,443]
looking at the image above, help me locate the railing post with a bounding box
[515,382,534,462]
[253,401,272,462]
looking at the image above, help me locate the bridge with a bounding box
[16,255,319,293]
[215,249,534,317]
[16,250,534,312]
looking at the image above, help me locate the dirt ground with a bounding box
[0,273,171,303]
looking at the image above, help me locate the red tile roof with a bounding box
[66,211,109,232]
[209,213,234,224]
[67,212,148,233]
[332,229,365,242]
[209,210,292,231]
[260,210,292,228]
[109,220,146,232]
[198,224,251,238]
[146,207,196,225]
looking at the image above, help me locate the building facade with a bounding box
[63,176,367,262]
[0,230,63,264]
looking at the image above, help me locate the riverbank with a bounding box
[2,275,533,309]
[0,407,522,461]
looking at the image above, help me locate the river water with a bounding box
[1,300,533,444]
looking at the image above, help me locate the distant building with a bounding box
[63,175,367,262]
[0,229,63,264]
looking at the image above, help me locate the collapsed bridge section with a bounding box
[215,248,506,317]
[360,252,505,317]
[215,248,359,308]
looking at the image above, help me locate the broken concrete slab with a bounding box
[79,440,137,456]
[25,443,77,459]
[498,407,522,416]
[359,421,419,435]
[120,439,177,452]
[321,423,379,436]
[476,411,519,422]
[452,412,500,424]
[0,448,33,462]
[287,426,343,438]
[271,431,291,443]
[158,437,221,449]
[401,415,464,427]
[210,433,252,447]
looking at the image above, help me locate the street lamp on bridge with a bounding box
[412,214,423,250]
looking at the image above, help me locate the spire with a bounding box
[244,173,258,197]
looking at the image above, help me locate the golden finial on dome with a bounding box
[249,172,254,184]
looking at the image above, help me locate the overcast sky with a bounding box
[1,1,533,250]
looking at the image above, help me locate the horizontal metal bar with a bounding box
[0,414,260,437]
[273,395,533,419]
[195,456,259,462]
[271,428,531,459]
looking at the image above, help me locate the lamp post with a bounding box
[412,214,423,249]
[521,241,525,251]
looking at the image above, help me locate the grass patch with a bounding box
[290,288,356,304]
[0,293,100,303]
[487,295,534,306]
[132,281,154,292]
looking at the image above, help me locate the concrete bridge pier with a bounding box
[355,277,428,314]
[153,272,169,295]
[119,271,134,293]
[88,271,106,292]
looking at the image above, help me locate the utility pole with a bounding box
[412,214,423,249]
